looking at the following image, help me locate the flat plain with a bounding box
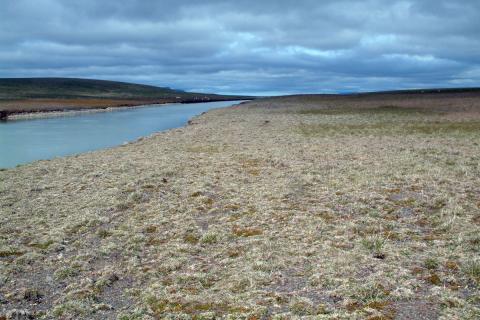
[1,91,479,319]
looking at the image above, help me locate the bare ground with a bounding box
[1,95,479,319]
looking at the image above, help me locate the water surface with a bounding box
[0,100,245,168]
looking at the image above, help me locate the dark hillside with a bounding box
[0,78,242,100]
[0,78,252,117]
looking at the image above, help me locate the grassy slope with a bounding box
[0,78,251,116]
[0,78,180,100]
[0,93,479,319]
[0,77,247,100]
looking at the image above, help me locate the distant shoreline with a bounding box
[0,78,254,120]
[5,102,175,120]
[0,98,249,120]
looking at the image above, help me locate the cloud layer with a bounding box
[1,0,479,94]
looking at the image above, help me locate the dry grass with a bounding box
[1,94,479,319]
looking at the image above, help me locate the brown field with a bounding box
[1,92,479,319]
[256,90,480,112]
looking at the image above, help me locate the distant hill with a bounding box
[354,87,480,96]
[0,78,253,118]
[0,77,246,101]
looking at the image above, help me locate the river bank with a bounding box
[0,100,246,168]
[4,103,178,121]
[1,95,479,319]
[0,98,249,120]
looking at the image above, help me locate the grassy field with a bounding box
[0,78,251,118]
[0,92,479,319]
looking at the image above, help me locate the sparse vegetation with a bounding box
[463,259,480,284]
[1,93,479,318]
[361,236,386,258]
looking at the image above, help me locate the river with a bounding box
[0,100,245,168]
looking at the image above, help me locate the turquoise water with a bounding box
[0,100,245,168]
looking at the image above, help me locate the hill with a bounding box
[0,77,247,100]
[0,78,252,118]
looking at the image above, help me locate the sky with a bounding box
[1,0,479,95]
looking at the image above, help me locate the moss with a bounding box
[0,247,24,257]
[28,239,55,250]
[226,246,243,258]
[203,197,214,207]
[97,228,112,238]
[183,232,200,244]
[54,266,80,280]
[191,191,203,197]
[200,232,218,244]
[144,225,157,233]
[232,226,263,237]
[426,273,442,286]
[23,288,43,302]
[289,297,316,316]
[445,260,459,271]
[424,258,439,270]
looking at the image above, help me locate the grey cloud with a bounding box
[0,0,479,94]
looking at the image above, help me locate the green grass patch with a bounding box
[200,232,218,244]
[54,265,81,280]
[361,235,386,258]
[296,105,435,116]
[462,259,480,284]
[297,120,480,137]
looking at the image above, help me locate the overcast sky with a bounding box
[1,0,479,95]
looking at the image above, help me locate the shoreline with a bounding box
[5,102,175,120]
[0,100,247,169]
[0,98,252,121]
[3,99,250,121]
